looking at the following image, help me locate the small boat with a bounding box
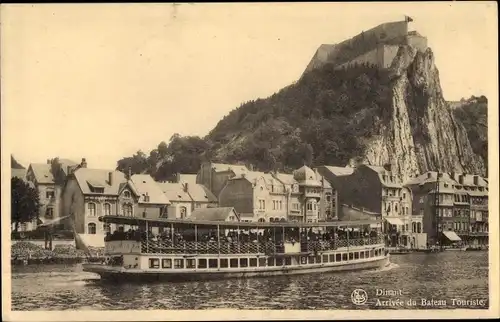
[81,215,391,282]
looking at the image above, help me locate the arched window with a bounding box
[180,206,187,219]
[103,223,111,233]
[417,222,422,233]
[258,218,265,222]
[123,204,133,216]
[104,203,111,216]
[412,222,416,233]
[88,203,96,216]
[270,218,274,222]
[280,218,286,222]
[88,223,96,234]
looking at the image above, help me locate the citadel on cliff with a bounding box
[303,18,427,74]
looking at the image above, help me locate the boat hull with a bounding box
[83,255,391,283]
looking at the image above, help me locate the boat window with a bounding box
[276,257,284,266]
[230,258,238,268]
[360,251,365,259]
[349,253,354,260]
[240,258,248,268]
[250,258,257,267]
[198,259,207,269]
[285,257,292,266]
[308,256,315,264]
[370,250,374,257]
[365,250,370,258]
[300,256,307,265]
[267,258,275,266]
[316,255,322,263]
[220,258,228,268]
[174,259,184,269]
[329,254,335,262]
[323,255,329,263]
[354,252,360,260]
[342,253,348,261]
[209,259,218,268]
[162,258,172,268]
[149,258,160,269]
[186,259,196,269]
[259,258,267,267]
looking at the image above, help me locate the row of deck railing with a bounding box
[137,237,384,255]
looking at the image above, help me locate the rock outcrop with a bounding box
[348,45,486,181]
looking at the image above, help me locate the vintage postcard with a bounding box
[1,2,498,321]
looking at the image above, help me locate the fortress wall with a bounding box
[407,35,428,52]
[381,45,402,68]
[336,48,380,70]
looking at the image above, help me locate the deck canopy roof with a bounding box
[98,215,381,229]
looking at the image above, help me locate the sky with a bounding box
[2,3,498,170]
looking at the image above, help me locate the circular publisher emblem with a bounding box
[351,289,368,305]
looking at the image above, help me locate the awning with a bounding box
[385,217,404,226]
[443,230,462,242]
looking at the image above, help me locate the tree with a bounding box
[11,177,41,232]
[50,157,66,185]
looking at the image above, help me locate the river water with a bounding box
[11,252,489,310]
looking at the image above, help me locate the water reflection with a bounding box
[11,252,489,310]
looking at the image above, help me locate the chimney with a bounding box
[473,175,479,185]
[249,164,254,171]
[108,171,113,185]
[127,167,132,180]
[81,158,87,168]
[67,166,72,174]
[176,172,181,183]
[459,175,464,185]
[427,172,431,179]
[184,183,189,192]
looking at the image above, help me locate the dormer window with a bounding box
[124,191,131,198]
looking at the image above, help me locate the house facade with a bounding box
[158,178,217,220]
[328,164,416,247]
[25,158,80,231]
[218,165,332,223]
[406,171,488,245]
[196,162,250,198]
[406,171,489,247]
[62,168,170,238]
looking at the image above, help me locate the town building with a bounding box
[62,167,170,238]
[315,165,355,219]
[157,176,217,220]
[196,162,250,198]
[218,165,332,223]
[189,207,240,222]
[405,171,488,247]
[322,164,418,248]
[25,158,80,230]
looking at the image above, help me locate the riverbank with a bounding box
[11,241,104,266]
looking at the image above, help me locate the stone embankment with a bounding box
[11,241,104,265]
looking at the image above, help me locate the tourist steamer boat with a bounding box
[82,215,390,282]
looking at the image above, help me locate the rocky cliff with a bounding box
[350,45,486,180]
[207,43,486,181]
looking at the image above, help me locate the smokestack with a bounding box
[81,158,87,168]
[108,172,113,185]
